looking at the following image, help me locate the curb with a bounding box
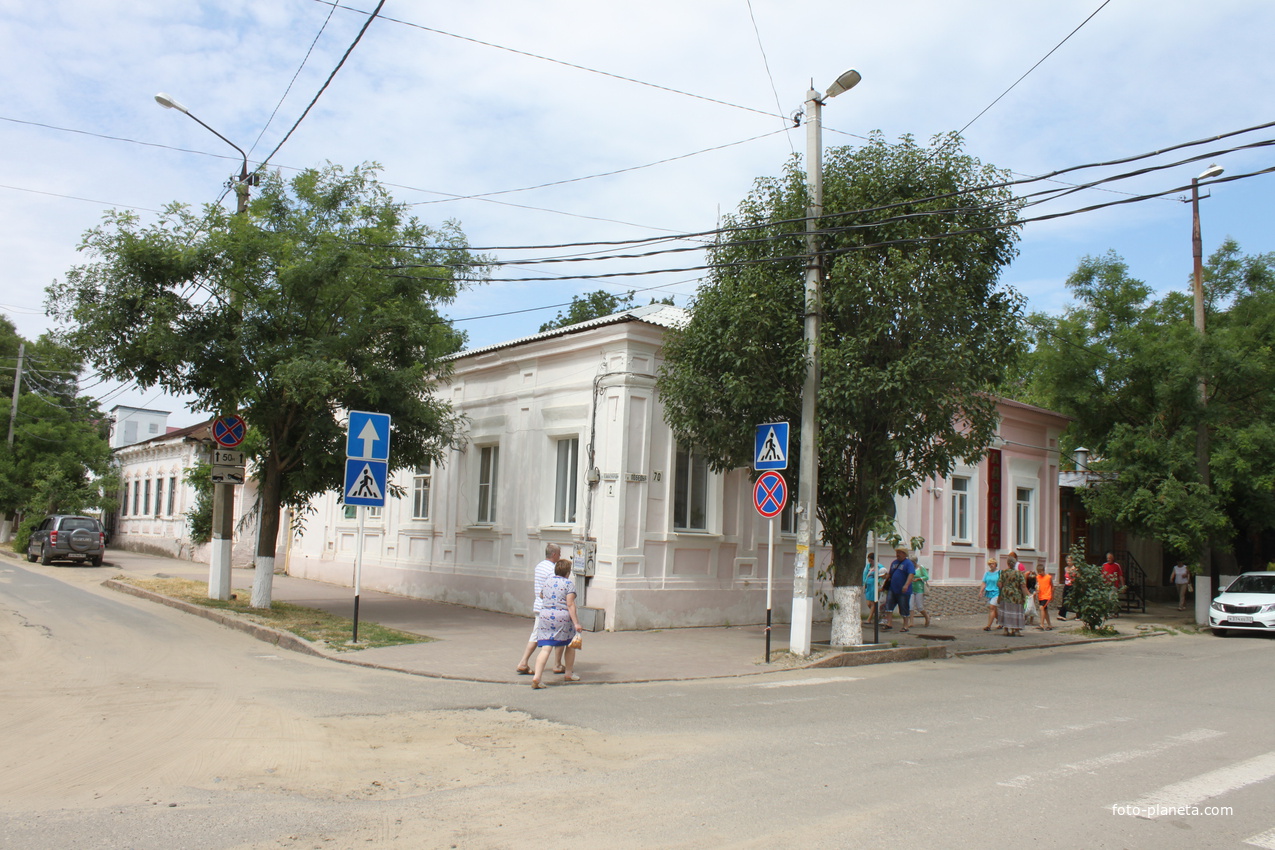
[952,629,1168,657]
[806,645,948,667]
[102,579,330,659]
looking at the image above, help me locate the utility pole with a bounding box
[791,69,861,656]
[2,342,25,541]
[1190,163,1223,583]
[156,93,252,600]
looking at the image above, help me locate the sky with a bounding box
[2,0,1273,426]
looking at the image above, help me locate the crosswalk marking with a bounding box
[999,728,1224,789]
[747,676,862,689]
[1125,750,1275,816]
[1245,827,1275,849]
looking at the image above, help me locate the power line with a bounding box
[246,1,339,160]
[257,0,387,171]
[312,0,785,121]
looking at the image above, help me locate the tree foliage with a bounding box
[1020,242,1275,564]
[48,164,486,595]
[540,290,638,332]
[658,132,1024,608]
[0,316,115,550]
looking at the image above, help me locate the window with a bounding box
[343,505,357,520]
[367,505,382,520]
[121,482,129,517]
[1015,487,1035,548]
[132,481,140,515]
[412,464,431,520]
[168,476,177,516]
[154,477,163,518]
[143,479,152,515]
[477,446,499,523]
[554,438,579,524]
[673,444,708,531]
[950,476,971,542]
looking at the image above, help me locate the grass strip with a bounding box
[120,576,434,651]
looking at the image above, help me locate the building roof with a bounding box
[451,303,689,360]
[112,419,212,454]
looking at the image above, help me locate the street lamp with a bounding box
[791,68,861,656]
[155,92,253,600]
[1190,163,1223,582]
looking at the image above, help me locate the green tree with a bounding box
[0,316,115,548]
[658,133,1023,645]
[48,164,485,604]
[1022,242,1275,575]
[539,289,639,332]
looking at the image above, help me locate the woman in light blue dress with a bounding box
[532,559,582,688]
[982,558,1001,631]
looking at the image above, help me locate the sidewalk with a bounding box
[21,547,1198,684]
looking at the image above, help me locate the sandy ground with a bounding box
[1,566,711,849]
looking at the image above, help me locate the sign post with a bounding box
[753,470,788,663]
[344,411,391,642]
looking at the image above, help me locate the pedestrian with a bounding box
[516,542,564,675]
[530,559,582,688]
[910,560,931,628]
[982,558,1001,631]
[863,556,883,622]
[1023,561,1038,625]
[1101,552,1125,617]
[998,552,1027,637]
[1035,563,1054,630]
[885,547,917,632]
[1171,560,1191,610]
[1057,555,1078,620]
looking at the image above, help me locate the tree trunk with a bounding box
[251,456,283,609]
[830,536,869,646]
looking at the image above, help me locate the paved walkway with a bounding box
[16,548,1201,685]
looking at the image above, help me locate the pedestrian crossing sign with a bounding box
[344,458,388,507]
[755,422,789,470]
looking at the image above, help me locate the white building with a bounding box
[287,306,1069,630]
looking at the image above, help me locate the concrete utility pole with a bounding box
[1190,163,1223,581]
[791,69,861,656]
[156,93,253,600]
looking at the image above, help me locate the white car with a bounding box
[1209,572,1275,636]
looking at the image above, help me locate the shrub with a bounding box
[1066,544,1119,629]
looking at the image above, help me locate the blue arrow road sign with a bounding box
[346,411,391,460]
[344,459,388,507]
[754,422,789,470]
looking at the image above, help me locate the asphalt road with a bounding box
[2,559,1272,850]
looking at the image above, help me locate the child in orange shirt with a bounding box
[1035,564,1054,630]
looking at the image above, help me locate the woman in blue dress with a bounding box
[982,558,1001,631]
[532,559,582,688]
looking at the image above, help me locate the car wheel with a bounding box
[89,555,103,567]
[39,544,54,566]
[1212,628,1228,637]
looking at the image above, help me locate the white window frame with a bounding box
[477,445,499,524]
[1015,486,1035,549]
[412,464,431,521]
[950,476,971,543]
[168,476,177,516]
[673,443,709,532]
[553,437,579,525]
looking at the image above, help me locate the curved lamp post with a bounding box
[155,92,253,601]
[791,69,861,655]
